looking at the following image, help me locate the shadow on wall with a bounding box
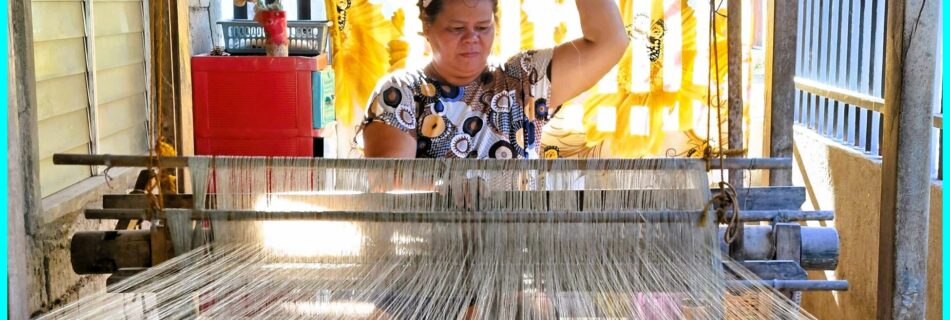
[794,127,942,320]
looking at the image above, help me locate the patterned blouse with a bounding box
[364,49,559,159]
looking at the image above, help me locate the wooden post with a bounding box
[725,0,744,261]
[151,0,194,193]
[763,0,798,186]
[149,0,192,264]
[8,5,35,316]
[726,0,744,189]
[876,0,939,318]
[174,0,195,172]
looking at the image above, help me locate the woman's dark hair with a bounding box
[417,0,499,24]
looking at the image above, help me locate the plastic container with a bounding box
[192,55,327,156]
[218,19,330,56]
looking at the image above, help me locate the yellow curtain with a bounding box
[323,0,397,125]
[573,0,753,158]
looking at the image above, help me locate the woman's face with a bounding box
[425,0,495,83]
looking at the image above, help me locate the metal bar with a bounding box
[53,153,794,170]
[102,187,814,212]
[89,208,704,223]
[794,77,885,113]
[726,280,849,291]
[85,208,831,223]
[738,210,834,221]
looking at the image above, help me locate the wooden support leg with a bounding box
[150,223,173,266]
[774,223,804,301]
[116,169,155,230]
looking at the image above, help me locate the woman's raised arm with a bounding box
[548,0,629,107]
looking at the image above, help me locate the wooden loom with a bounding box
[54,154,848,298]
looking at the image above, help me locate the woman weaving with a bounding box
[362,0,628,159]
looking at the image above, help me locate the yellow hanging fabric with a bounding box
[520,0,534,51]
[326,0,753,156]
[323,0,396,125]
[581,0,688,157]
[572,0,752,158]
[387,10,408,72]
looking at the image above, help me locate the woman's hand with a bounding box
[549,0,629,108]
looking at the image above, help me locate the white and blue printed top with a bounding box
[364,49,560,159]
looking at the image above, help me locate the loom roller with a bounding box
[54,154,848,296]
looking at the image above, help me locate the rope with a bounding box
[703,0,743,244]
[145,0,175,222]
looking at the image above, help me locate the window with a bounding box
[792,0,942,181]
[32,0,150,197]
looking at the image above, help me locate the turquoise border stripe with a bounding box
[1,0,11,315]
[936,1,950,319]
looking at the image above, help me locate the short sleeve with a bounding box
[506,48,556,124]
[363,72,419,134]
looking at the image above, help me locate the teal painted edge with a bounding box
[943,1,948,318]
[0,0,11,315]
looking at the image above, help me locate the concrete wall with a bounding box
[793,127,943,320]
[27,168,140,317]
[189,0,223,55]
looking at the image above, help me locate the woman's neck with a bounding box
[425,64,480,86]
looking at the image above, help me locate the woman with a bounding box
[362,0,628,159]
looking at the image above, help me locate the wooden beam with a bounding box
[774,223,803,263]
[70,230,152,274]
[739,260,807,280]
[101,193,830,223]
[53,153,795,170]
[7,4,36,316]
[150,0,193,193]
[105,194,194,209]
[91,208,707,223]
[115,170,156,230]
[773,222,803,299]
[794,77,885,113]
[87,206,832,223]
[876,0,939,318]
[727,0,744,189]
[149,0,194,264]
[174,0,195,194]
[726,280,848,291]
[764,0,798,187]
[711,186,806,210]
